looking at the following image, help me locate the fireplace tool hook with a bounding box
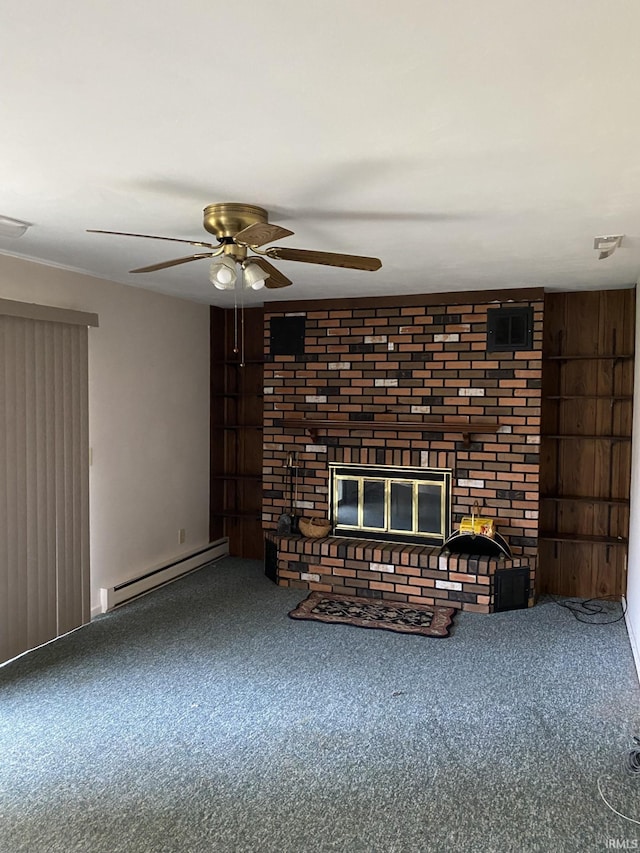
[290,453,300,534]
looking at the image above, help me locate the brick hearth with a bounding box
[262,290,543,612]
[267,533,536,613]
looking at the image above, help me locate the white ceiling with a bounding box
[1,1,639,307]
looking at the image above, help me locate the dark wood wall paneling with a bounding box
[210,306,264,559]
[539,288,635,599]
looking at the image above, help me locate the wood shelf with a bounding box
[211,392,264,399]
[539,532,628,546]
[211,424,263,430]
[545,395,632,401]
[211,359,264,366]
[282,417,500,447]
[217,510,262,520]
[211,474,262,481]
[541,495,630,506]
[544,354,634,361]
[544,434,631,441]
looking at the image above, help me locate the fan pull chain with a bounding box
[233,275,239,355]
[239,264,246,368]
[241,303,245,368]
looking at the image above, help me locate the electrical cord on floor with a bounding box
[626,739,640,776]
[545,593,627,625]
[597,774,640,825]
[596,739,640,824]
[549,595,640,822]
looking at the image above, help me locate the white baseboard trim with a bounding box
[98,538,229,614]
[624,596,640,687]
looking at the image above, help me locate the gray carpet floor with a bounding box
[1,557,640,853]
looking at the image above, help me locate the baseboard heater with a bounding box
[99,538,229,613]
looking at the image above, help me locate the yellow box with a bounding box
[459,516,496,538]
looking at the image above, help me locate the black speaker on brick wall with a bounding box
[270,316,306,356]
[487,306,533,352]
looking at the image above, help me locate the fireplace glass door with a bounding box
[330,464,451,545]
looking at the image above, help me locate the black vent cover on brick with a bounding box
[494,567,530,612]
[270,316,306,356]
[487,306,533,352]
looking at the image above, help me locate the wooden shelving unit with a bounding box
[539,290,634,599]
[210,306,264,560]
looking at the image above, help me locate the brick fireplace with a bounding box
[262,289,543,613]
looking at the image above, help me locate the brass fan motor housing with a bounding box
[203,203,268,239]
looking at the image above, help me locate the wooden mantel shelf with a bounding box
[282,417,500,447]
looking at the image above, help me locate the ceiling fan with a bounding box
[88,202,382,291]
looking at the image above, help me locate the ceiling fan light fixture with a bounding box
[243,260,270,290]
[209,257,237,288]
[89,203,381,298]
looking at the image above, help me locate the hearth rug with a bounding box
[288,591,456,638]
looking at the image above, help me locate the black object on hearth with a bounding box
[494,566,530,611]
[264,538,278,584]
[442,529,512,559]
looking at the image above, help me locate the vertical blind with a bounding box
[0,314,90,664]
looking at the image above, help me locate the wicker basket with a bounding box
[299,517,332,538]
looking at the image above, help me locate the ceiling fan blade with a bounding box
[234,222,294,247]
[87,229,219,250]
[265,246,381,271]
[248,257,292,288]
[130,252,216,273]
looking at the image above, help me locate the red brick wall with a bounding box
[262,292,543,605]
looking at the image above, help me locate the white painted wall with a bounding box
[626,285,640,679]
[0,255,210,615]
